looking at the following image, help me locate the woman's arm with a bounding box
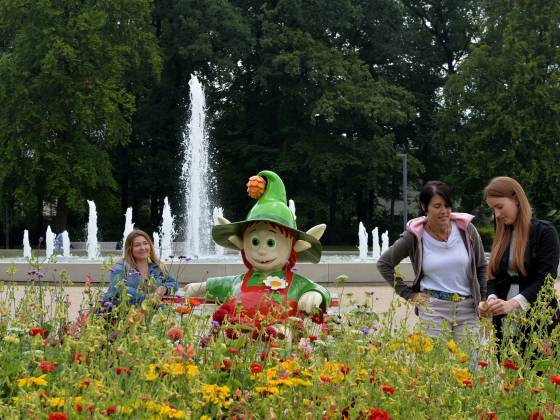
[376,232,416,300]
[470,224,488,298]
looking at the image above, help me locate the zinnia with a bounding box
[550,375,560,385]
[503,359,518,370]
[166,327,183,341]
[40,360,56,373]
[368,408,391,420]
[48,413,67,420]
[381,385,395,395]
[250,362,263,373]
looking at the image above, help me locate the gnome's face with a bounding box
[243,222,293,273]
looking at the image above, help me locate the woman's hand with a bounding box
[478,300,491,318]
[154,285,167,298]
[486,297,520,316]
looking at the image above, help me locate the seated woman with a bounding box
[103,229,177,305]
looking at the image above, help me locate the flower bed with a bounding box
[0,275,559,419]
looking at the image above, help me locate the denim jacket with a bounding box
[103,262,177,305]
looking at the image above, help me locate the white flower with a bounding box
[263,276,287,290]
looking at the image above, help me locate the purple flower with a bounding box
[211,320,221,329]
[103,301,113,309]
[28,269,37,275]
[198,335,211,348]
[169,255,175,259]
[360,328,370,335]
[36,271,44,278]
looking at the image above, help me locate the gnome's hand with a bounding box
[183,282,206,297]
[298,291,323,314]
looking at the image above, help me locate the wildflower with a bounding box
[447,340,459,354]
[222,358,232,371]
[144,364,159,381]
[250,362,263,373]
[201,384,234,408]
[503,385,511,392]
[175,306,191,314]
[40,360,56,373]
[456,352,470,363]
[360,327,370,334]
[480,413,498,420]
[76,404,83,413]
[462,379,473,387]
[166,327,183,341]
[189,297,202,306]
[186,364,199,378]
[381,385,395,395]
[405,333,433,353]
[3,334,20,344]
[186,346,196,358]
[550,375,560,385]
[368,408,391,420]
[116,367,131,375]
[452,367,471,385]
[503,359,518,370]
[48,413,67,420]
[340,365,350,375]
[29,328,46,337]
[255,385,280,395]
[308,335,317,342]
[85,275,94,286]
[103,301,113,309]
[528,412,544,420]
[478,361,489,368]
[50,397,65,407]
[532,387,541,393]
[228,348,238,354]
[18,374,48,388]
[106,405,116,415]
[72,353,88,363]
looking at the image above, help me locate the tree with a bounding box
[442,0,560,216]
[0,0,161,241]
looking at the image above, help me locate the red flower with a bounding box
[340,365,350,375]
[480,413,498,420]
[503,359,518,370]
[166,327,183,341]
[76,404,83,413]
[40,360,56,373]
[309,335,318,342]
[48,413,67,420]
[503,385,511,392]
[72,353,88,363]
[528,412,544,420]
[462,379,473,387]
[116,367,131,375]
[319,375,331,383]
[29,328,46,337]
[222,358,232,371]
[478,361,489,368]
[250,362,263,373]
[228,348,238,354]
[87,405,95,413]
[550,374,560,385]
[106,405,116,415]
[368,408,391,420]
[381,385,395,395]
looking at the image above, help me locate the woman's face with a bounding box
[425,194,451,227]
[486,196,519,225]
[131,235,151,262]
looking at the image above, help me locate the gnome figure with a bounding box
[184,170,330,334]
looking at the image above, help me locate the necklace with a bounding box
[426,223,451,242]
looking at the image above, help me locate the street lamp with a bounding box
[397,153,408,230]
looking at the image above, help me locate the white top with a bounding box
[420,222,471,296]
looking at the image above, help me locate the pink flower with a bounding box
[85,275,94,286]
[166,327,183,341]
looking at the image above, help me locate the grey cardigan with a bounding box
[376,213,488,311]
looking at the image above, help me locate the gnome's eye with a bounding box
[266,238,276,249]
[251,236,260,248]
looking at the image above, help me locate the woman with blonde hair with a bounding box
[481,176,560,340]
[103,229,177,305]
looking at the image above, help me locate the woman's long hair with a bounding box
[484,177,532,278]
[123,229,165,273]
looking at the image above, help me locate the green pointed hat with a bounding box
[212,170,322,263]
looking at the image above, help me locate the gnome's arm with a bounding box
[297,291,323,314]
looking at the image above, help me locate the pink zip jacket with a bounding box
[376,213,487,311]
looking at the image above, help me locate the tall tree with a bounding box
[0,0,161,241]
[442,0,560,216]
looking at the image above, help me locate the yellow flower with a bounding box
[200,416,212,420]
[447,340,459,354]
[50,397,65,407]
[255,385,280,395]
[118,406,134,415]
[201,384,233,408]
[144,364,159,381]
[170,363,185,376]
[388,341,401,352]
[186,364,198,378]
[357,369,368,381]
[456,352,470,363]
[451,367,471,385]
[405,333,433,353]
[3,335,20,344]
[18,374,48,388]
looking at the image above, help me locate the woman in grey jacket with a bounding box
[377,181,487,341]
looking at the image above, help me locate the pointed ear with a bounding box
[217,216,231,225]
[293,240,311,253]
[306,224,326,240]
[228,235,243,250]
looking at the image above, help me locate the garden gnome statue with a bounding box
[183,170,330,336]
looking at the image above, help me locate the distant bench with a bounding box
[71,242,119,251]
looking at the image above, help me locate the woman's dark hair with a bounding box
[418,181,453,216]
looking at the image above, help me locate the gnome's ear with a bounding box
[293,224,327,253]
[217,216,231,225]
[228,235,243,250]
[307,224,326,240]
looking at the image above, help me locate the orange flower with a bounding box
[166,327,183,341]
[189,297,202,306]
[250,362,263,373]
[550,375,560,385]
[247,175,266,199]
[222,358,233,371]
[175,306,191,314]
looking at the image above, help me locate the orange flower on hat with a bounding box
[247,175,266,199]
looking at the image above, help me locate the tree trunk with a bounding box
[54,197,69,232]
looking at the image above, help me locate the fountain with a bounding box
[371,227,381,260]
[289,199,296,220]
[381,230,389,254]
[153,232,161,258]
[86,200,100,259]
[181,74,213,257]
[62,231,71,257]
[160,197,175,261]
[212,207,224,256]
[122,207,134,256]
[23,230,31,259]
[45,226,55,260]
[358,222,368,259]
